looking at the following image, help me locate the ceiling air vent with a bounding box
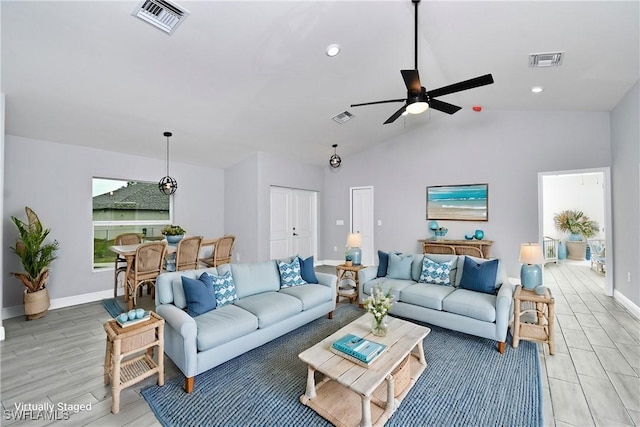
[529,52,564,67]
[132,0,190,35]
[332,111,354,124]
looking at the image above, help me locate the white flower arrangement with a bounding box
[364,286,393,322]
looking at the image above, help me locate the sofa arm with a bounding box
[157,304,197,340]
[495,280,515,342]
[357,266,379,304]
[316,272,337,303]
[156,303,198,378]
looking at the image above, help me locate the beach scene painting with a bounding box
[427,184,488,221]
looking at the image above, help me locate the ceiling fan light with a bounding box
[406,101,429,114]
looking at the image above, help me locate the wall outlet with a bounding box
[333,246,338,252]
[336,219,344,226]
[378,220,382,226]
[236,253,240,262]
[628,272,631,283]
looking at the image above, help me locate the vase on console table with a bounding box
[474,230,484,240]
[166,234,184,245]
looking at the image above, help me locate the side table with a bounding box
[512,285,555,354]
[335,263,366,304]
[104,311,165,414]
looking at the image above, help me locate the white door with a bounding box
[270,187,317,260]
[351,186,374,266]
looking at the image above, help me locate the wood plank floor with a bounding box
[1,263,638,426]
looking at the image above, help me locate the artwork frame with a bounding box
[426,183,489,221]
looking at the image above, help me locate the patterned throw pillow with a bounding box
[419,257,454,286]
[208,271,238,307]
[278,257,307,288]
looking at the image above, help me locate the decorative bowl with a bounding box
[117,313,129,323]
[127,310,137,320]
[464,234,474,240]
[135,308,145,319]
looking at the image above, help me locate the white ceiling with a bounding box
[2,1,638,168]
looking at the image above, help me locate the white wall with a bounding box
[542,173,605,240]
[3,135,224,314]
[611,80,640,307]
[322,109,612,279]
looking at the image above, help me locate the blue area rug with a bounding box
[102,298,125,318]
[142,305,542,426]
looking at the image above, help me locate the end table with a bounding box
[512,285,555,354]
[335,263,365,304]
[104,311,164,414]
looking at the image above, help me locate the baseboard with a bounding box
[2,289,116,320]
[614,289,640,320]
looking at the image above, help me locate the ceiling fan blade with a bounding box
[401,69,421,93]
[383,104,407,124]
[427,74,494,98]
[429,99,462,115]
[350,98,406,108]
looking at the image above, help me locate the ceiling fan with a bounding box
[350,0,494,124]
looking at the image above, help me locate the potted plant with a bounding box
[162,225,186,244]
[553,210,599,260]
[10,207,59,320]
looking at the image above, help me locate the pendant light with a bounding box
[158,131,178,195]
[329,144,341,168]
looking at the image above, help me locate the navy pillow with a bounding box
[298,256,319,284]
[377,251,389,277]
[181,272,217,316]
[459,257,499,294]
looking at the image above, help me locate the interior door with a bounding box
[270,187,317,260]
[270,187,292,260]
[351,186,374,266]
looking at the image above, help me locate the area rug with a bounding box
[102,298,125,317]
[142,305,542,426]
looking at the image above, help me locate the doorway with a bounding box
[350,186,374,266]
[538,167,613,296]
[269,186,318,260]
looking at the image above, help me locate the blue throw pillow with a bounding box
[386,252,413,280]
[278,257,307,288]
[459,256,499,294]
[181,273,216,317]
[377,251,389,277]
[298,256,319,284]
[208,271,238,307]
[419,257,454,286]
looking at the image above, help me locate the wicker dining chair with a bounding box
[454,246,484,258]
[199,235,235,268]
[126,241,167,310]
[113,233,142,298]
[175,236,203,271]
[421,243,456,255]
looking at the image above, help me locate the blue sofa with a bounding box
[358,253,513,353]
[155,259,336,392]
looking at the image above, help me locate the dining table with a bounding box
[109,237,218,302]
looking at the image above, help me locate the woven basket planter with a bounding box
[24,288,50,320]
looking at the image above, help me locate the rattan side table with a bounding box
[512,285,555,354]
[335,263,366,304]
[104,311,164,414]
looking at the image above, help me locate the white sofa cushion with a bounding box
[278,284,332,310]
[234,292,303,328]
[399,283,457,310]
[442,289,497,322]
[363,277,414,302]
[195,305,258,351]
[231,261,280,298]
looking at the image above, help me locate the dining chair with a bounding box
[113,233,142,298]
[175,236,203,271]
[199,235,235,268]
[421,243,456,255]
[126,241,167,310]
[454,246,484,258]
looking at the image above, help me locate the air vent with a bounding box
[332,111,354,124]
[132,0,190,35]
[529,52,564,67]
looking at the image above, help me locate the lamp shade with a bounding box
[519,243,544,265]
[346,233,362,248]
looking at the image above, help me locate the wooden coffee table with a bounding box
[299,313,430,427]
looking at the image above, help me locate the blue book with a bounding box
[332,334,386,363]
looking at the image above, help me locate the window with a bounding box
[92,178,172,269]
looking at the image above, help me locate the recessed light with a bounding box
[325,44,341,57]
[531,86,544,93]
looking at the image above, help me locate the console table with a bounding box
[418,239,494,259]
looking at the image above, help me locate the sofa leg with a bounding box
[185,377,194,393]
[328,311,333,319]
[497,341,506,354]
[358,303,364,309]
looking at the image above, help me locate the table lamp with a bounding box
[519,243,545,290]
[346,233,362,265]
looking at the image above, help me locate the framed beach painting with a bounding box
[426,184,488,221]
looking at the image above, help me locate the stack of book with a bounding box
[331,334,387,367]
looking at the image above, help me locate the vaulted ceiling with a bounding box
[2,1,638,168]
